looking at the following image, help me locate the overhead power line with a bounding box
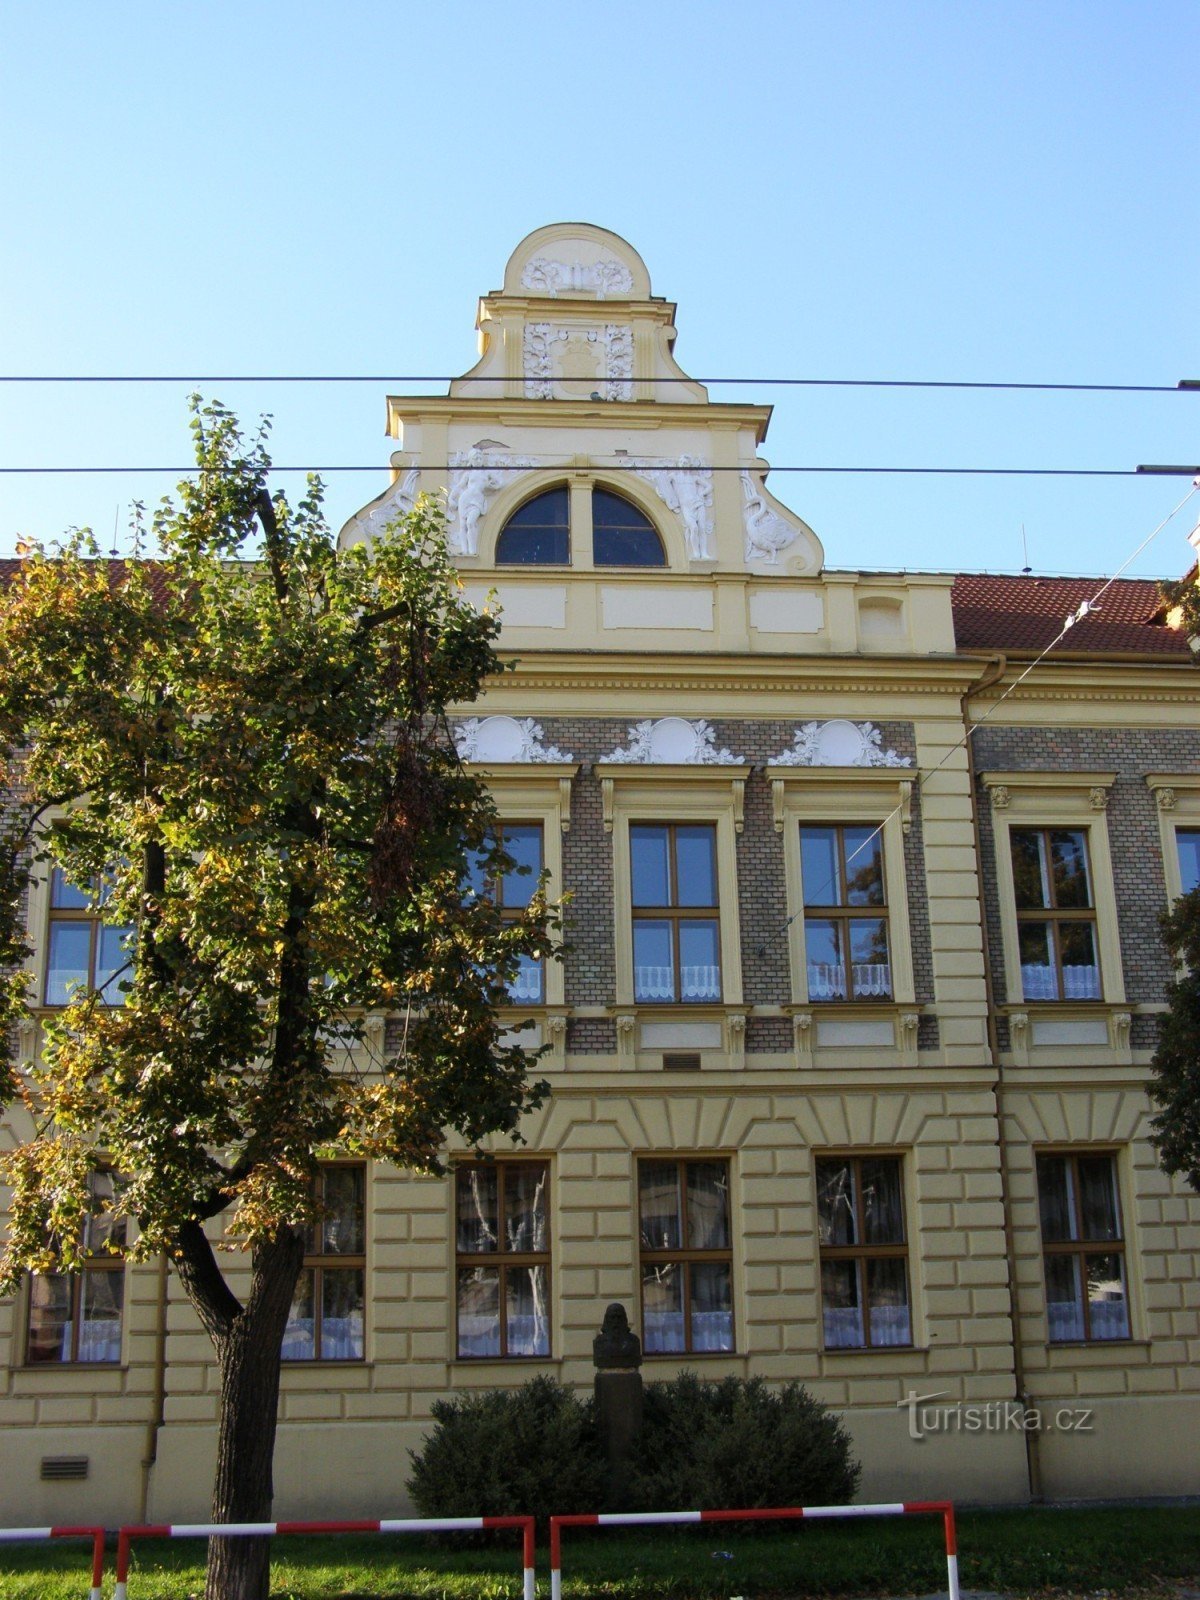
[0,374,1196,392]
[0,464,1162,478]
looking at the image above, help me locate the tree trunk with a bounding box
[204,1227,305,1600]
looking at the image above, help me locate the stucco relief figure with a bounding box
[453,715,573,764]
[446,447,538,555]
[601,716,741,765]
[521,256,634,298]
[344,468,420,542]
[628,457,714,559]
[741,470,799,564]
[770,720,912,768]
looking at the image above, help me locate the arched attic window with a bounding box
[592,488,666,567]
[496,487,570,565]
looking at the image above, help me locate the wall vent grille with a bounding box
[40,1456,89,1481]
[662,1052,701,1071]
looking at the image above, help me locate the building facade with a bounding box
[3,223,1199,1524]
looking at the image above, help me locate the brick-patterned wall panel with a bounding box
[973,726,1200,1006]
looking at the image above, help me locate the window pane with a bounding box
[1037,1155,1076,1242]
[1059,922,1100,999]
[1050,830,1092,908]
[94,923,135,1004]
[816,1160,858,1247]
[510,954,543,1005]
[690,1262,734,1352]
[801,827,841,907]
[843,828,884,906]
[283,1269,316,1360]
[496,489,570,565]
[848,919,891,997]
[1085,1253,1129,1340]
[505,1265,550,1356]
[45,921,92,1005]
[642,1261,685,1353]
[686,1162,731,1249]
[457,1167,498,1253]
[1179,829,1200,894]
[322,1267,365,1359]
[1011,830,1050,910]
[861,1159,905,1244]
[633,920,674,1001]
[1045,1253,1084,1342]
[504,1165,549,1253]
[457,1266,500,1357]
[821,1259,863,1348]
[806,918,845,1000]
[50,867,92,909]
[500,826,542,908]
[678,920,720,1000]
[631,827,670,905]
[1077,1157,1120,1242]
[1018,921,1058,1000]
[592,488,665,567]
[80,1268,124,1362]
[675,826,717,906]
[866,1257,911,1346]
[639,1162,682,1251]
[27,1274,72,1363]
[321,1167,365,1254]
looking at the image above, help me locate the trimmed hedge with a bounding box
[408,1371,859,1522]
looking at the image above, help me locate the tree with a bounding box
[0,401,554,1600]
[1149,887,1200,1195]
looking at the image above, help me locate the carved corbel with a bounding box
[1009,1011,1029,1062]
[793,1010,813,1067]
[1089,786,1110,811]
[899,780,914,837]
[1156,787,1177,811]
[16,1018,37,1069]
[1109,1011,1132,1054]
[732,778,746,834]
[990,785,1011,810]
[601,776,614,833]
[559,777,573,832]
[899,1011,919,1053]
[363,1012,386,1061]
[726,1011,747,1068]
[615,1012,636,1061]
[771,778,786,834]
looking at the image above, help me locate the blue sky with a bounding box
[2,1,1197,578]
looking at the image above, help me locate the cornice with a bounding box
[386,395,774,433]
[480,653,989,699]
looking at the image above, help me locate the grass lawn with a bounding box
[0,1505,1196,1599]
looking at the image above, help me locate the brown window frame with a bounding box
[1036,1150,1130,1345]
[1009,827,1101,1003]
[470,821,545,1005]
[816,1153,912,1350]
[25,1170,126,1366]
[637,1156,735,1356]
[455,1160,551,1360]
[630,822,722,1005]
[799,824,892,1002]
[43,864,135,1008]
[284,1162,367,1363]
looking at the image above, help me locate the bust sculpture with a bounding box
[593,1302,642,1370]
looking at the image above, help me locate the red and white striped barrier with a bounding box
[114,1514,536,1600]
[0,1525,106,1600]
[549,1500,960,1600]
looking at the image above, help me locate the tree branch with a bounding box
[172,1220,242,1345]
[255,488,288,604]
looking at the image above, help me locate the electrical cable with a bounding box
[0,374,1194,392]
[0,464,1159,477]
[753,478,1200,956]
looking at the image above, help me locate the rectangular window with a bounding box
[638,1158,734,1354]
[800,825,891,1000]
[466,823,545,1003]
[816,1155,911,1349]
[456,1161,550,1359]
[1010,828,1101,1001]
[44,866,135,1007]
[1178,828,1200,894]
[1036,1152,1129,1343]
[26,1171,125,1365]
[631,824,720,1003]
[283,1165,366,1361]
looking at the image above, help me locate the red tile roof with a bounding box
[950,572,1190,656]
